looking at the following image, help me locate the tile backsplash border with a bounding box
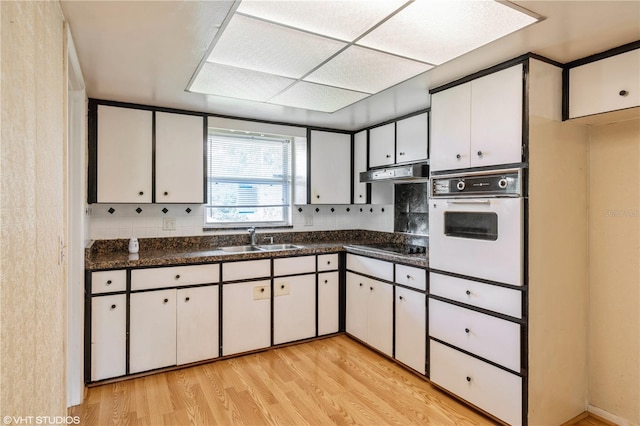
[88,203,394,240]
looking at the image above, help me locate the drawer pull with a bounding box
[163,298,169,304]
[138,191,144,196]
[359,283,363,287]
[619,90,629,97]
[281,284,285,289]
[110,304,116,310]
[465,290,471,296]
[456,154,461,159]
[164,191,169,196]
[369,287,374,291]
[261,288,265,293]
[477,150,483,158]
[466,376,472,383]
[324,280,328,284]
[399,296,404,301]
[106,280,112,285]
[327,261,331,265]
[185,297,190,302]
[406,274,412,280]
[175,275,181,280]
[465,328,470,334]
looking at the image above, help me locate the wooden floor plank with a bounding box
[68,336,523,425]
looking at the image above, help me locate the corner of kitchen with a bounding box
[1,1,639,426]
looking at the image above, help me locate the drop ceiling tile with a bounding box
[305,45,433,94]
[358,0,539,65]
[237,0,408,41]
[270,81,369,113]
[208,14,347,79]
[189,63,295,102]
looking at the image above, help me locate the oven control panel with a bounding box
[432,169,522,197]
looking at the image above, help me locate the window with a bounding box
[205,129,293,227]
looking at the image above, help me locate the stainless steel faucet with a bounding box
[248,227,257,246]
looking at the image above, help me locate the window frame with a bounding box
[204,128,294,229]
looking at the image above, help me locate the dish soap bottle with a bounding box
[128,237,139,254]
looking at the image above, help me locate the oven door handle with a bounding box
[446,200,491,205]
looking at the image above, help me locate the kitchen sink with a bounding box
[218,244,304,253]
[257,244,304,251]
[218,245,266,253]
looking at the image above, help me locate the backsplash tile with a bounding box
[89,203,393,240]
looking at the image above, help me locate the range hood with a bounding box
[360,162,429,183]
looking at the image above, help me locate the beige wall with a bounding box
[588,118,640,424]
[1,0,67,417]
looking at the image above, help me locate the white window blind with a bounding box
[206,129,292,226]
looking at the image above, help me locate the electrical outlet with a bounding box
[304,215,313,226]
[162,217,176,231]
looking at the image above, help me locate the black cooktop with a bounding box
[350,243,427,255]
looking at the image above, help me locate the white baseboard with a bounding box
[587,405,635,426]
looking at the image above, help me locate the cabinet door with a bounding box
[274,275,316,345]
[470,64,523,167]
[570,49,640,118]
[369,123,395,168]
[318,271,339,335]
[97,105,152,202]
[309,130,351,204]
[366,279,393,357]
[155,112,205,203]
[353,130,368,204]
[130,289,177,373]
[395,287,426,374]
[430,83,471,171]
[396,113,428,164]
[91,294,126,381]
[176,285,219,365]
[222,280,271,356]
[346,272,368,342]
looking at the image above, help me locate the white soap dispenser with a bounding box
[128,237,139,254]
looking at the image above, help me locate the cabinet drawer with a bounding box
[317,253,339,272]
[131,264,219,291]
[92,270,126,294]
[347,254,393,282]
[223,259,270,281]
[430,273,521,318]
[395,265,426,291]
[430,340,522,426]
[274,256,315,276]
[429,299,520,371]
[569,49,640,118]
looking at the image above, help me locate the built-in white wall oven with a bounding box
[429,168,523,286]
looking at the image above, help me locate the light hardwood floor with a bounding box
[70,335,610,425]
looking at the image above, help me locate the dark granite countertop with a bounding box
[86,230,429,271]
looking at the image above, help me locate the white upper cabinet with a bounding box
[569,49,640,119]
[470,64,523,168]
[353,130,368,204]
[309,130,351,204]
[93,104,205,203]
[396,112,428,164]
[431,64,523,171]
[369,123,395,168]
[430,83,471,171]
[155,112,205,203]
[97,105,153,203]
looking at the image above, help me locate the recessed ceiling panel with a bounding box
[190,63,295,102]
[237,0,408,41]
[305,45,433,94]
[358,0,539,65]
[270,81,369,113]
[208,14,347,78]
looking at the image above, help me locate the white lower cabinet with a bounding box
[430,340,522,426]
[395,287,426,374]
[176,285,219,365]
[318,271,339,335]
[91,294,126,381]
[346,272,393,356]
[274,275,316,345]
[222,280,271,356]
[130,289,177,374]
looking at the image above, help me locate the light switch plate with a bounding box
[253,285,270,300]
